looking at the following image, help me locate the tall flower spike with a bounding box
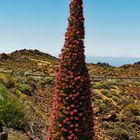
[47,0,94,139]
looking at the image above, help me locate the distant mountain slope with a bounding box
[0,49,58,76]
[0,49,140,78]
[10,49,58,61]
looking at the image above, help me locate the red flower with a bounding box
[70,111,74,115]
[67,106,71,110]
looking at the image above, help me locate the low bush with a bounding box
[103,121,139,140]
[117,97,134,106]
[110,90,120,97]
[93,91,102,100]
[112,96,119,102]
[108,127,137,140]
[123,103,140,116]
[0,83,28,130]
[18,84,32,96]
[95,82,111,89]
[44,77,54,85]
[0,73,16,88]
[101,90,112,98]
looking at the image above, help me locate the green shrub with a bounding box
[14,89,27,98]
[18,84,32,96]
[37,77,54,88]
[112,96,119,102]
[26,78,37,89]
[95,82,111,89]
[110,90,120,97]
[44,77,54,85]
[97,103,106,113]
[94,91,102,100]
[123,103,140,116]
[94,99,102,106]
[101,99,117,114]
[102,121,139,140]
[0,73,16,88]
[101,89,108,95]
[127,122,138,129]
[0,83,28,130]
[117,97,134,106]
[102,98,112,104]
[119,92,126,96]
[108,128,135,140]
[92,82,100,89]
[102,121,113,129]
[106,93,112,98]
[101,90,112,98]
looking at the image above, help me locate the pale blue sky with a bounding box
[0,0,140,58]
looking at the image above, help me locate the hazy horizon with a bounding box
[0,48,139,67]
[86,56,140,67]
[1,48,140,58]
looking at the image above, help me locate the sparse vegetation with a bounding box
[92,79,140,139]
[17,84,32,96]
[0,73,16,88]
[0,49,140,139]
[0,83,28,130]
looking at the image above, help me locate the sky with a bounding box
[0,0,140,58]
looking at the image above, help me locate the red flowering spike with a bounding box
[47,0,94,139]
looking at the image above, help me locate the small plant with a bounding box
[18,84,32,96]
[117,97,134,106]
[101,89,112,98]
[123,103,140,116]
[99,82,112,89]
[110,90,120,97]
[112,96,119,103]
[93,91,102,100]
[45,77,54,85]
[108,128,135,140]
[0,83,28,130]
[0,73,16,88]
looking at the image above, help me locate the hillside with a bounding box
[0,49,140,78]
[0,49,140,140]
[0,49,58,77]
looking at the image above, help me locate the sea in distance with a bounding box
[86,56,140,67]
